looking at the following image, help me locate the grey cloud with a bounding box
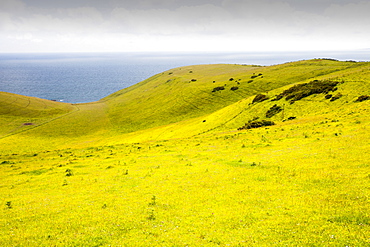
[1,0,369,52]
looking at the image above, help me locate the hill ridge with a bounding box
[0,59,369,152]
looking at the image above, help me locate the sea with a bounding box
[0,51,369,104]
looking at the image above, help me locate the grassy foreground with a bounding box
[1,59,370,246]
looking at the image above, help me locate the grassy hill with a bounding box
[1,59,370,246]
[0,92,75,139]
[0,59,368,151]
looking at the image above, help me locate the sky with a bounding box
[1,0,369,53]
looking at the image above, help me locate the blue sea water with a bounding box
[0,51,369,103]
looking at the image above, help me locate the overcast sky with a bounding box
[1,0,369,53]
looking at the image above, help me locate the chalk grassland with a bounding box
[0,59,370,246]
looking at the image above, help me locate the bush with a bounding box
[272,79,341,104]
[266,104,283,118]
[251,73,263,79]
[230,86,239,91]
[355,95,370,102]
[238,120,275,130]
[252,94,269,103]
[212,86,225,92]
[330,93,342,101]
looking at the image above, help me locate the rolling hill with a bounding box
[0,58,369,152]
[1,59,370,246]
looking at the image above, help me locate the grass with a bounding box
[0,59,370,246]
[1,115,369,246]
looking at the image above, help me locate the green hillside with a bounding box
[1,59,368,151]
[0,92,75,139]
[1,59,370,246]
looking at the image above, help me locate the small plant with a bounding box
[6,201,12,209]
[229,78,234,81]
[147,209,156,220]
[230,86,239,91]
[65,169,73,176]
[190,79,197,82]
[148,195,156,206]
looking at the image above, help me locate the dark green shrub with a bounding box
[355,95,370,102]
[251,73,263,79]
[272,79,341,104]
[266,104,283,118]
[330,93,342,101]
[238,120,275,130]
[65,169,73,176]
[230,86,239,91]
[252,94,269,103]
[212,86,225,92]
[1,161,14,164]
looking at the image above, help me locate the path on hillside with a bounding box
[0,103,81,139]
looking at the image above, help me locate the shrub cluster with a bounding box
[272,79,341,104]
[330,93,343,101]
[212,86,225,92]
[266,104,283,118]
[251,73,263,79]
[355,95,370,102]
[252,94,269,103]
[238,119,275,130]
